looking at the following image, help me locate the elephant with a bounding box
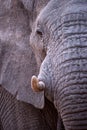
[0,0,58,130]
[30,0,87,130]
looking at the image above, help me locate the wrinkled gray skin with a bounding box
[0,86,57,130]
[0,0,58,130]
[30,0,87,130]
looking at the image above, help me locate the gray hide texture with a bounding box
[0,0,49,108]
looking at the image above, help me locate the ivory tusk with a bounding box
[31,75,45,92]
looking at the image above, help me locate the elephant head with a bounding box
[30,0,87,129]
[0,0,50,108]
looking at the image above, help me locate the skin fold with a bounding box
[0,86,57,130]
[30,0,87,130]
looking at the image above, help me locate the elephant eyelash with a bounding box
[36,28,43,38]
[36,29,43,36]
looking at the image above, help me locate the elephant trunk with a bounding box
[55,44,87,130]
[53,17,87,129]
[54,47,87,130]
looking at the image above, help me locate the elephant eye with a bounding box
[36,28,43,37]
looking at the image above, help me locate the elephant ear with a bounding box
[0,0,45,109]
[0,39,45,109]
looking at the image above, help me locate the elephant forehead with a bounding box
[61,1,87,16]
[36,0,87,25]
[36,0,64,23]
